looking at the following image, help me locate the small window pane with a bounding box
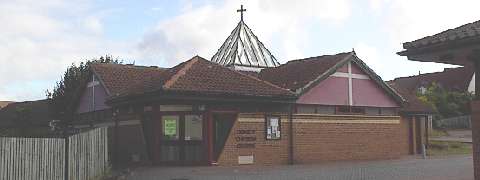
[185,115,203,140]
[316,106,335,114]
[351,107,365,114]
[162,116,179,140]
[381,108,395,115]
[365,107,380,115]
[337,106,350,113]
[297,106,316,114]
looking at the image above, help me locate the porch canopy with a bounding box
[397,20,480,180]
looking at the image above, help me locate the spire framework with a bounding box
[211,20,280,71]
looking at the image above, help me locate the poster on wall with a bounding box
[164,119,177,136]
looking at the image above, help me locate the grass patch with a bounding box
[427,140,472,156]
[429,129,448,138]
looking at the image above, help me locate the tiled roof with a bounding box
[90,63,171,96]
[387,82,434,114]
[163,56,294,97]
[390,66,474,93]
[258,52,352,91]
[92,56,294,102]
[403,20,480,50]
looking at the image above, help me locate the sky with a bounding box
[1,0,480,101]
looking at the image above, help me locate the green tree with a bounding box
[46,56,122,127]
[13,106,32,135]
[417,82,473,120]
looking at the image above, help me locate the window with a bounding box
[336,106,365,115]
[337,106,351,114]
[297,105,316,114]
[365,107,380,115]
[185,115,203,140]
[265,116,281,140]
[380,108,396,115]
[316,106,335,115]
[296,105,335,114]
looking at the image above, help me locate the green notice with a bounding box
[164,119,177,136]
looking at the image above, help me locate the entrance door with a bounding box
[159,114,205,165]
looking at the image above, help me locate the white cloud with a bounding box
[354,43,382,72]
[381,0,480,48]
[0,0,128,101]
[136,0,352,65]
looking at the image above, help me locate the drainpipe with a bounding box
[288,104,294,165]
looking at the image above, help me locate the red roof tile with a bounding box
[390,66,474,93]
[163,56,294,97]
[258,52,352,91]
[90,63,171,96]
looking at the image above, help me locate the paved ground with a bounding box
[125,155,473,180]
[431,129,472,143]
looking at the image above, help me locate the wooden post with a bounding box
[471,53,480,179]
[412,116,417,154]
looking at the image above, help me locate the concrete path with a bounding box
[125,155,473,180]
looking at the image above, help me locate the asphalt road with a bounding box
[125,155,473,180]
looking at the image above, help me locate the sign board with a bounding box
[238,155,254,165]
[164,119,177,136]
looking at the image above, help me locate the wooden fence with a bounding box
[0,127,109,180]
[437,115,471,129]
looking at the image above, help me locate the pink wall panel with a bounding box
[297,76,349,105]
[76,82,110,113]
[352,79,399,107]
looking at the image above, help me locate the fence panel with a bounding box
[68,127,109,180]
[437,115,471,129]
[0,127,109,180]
[0,137,64,180]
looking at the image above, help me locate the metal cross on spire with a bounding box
[237,5,246,21]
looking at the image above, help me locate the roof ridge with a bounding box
[90,63,167,70]
[282,52,352,65]
[163,56,201,89]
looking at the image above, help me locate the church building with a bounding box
[73,6,423,166]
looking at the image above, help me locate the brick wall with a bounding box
[217,113,290,166]
[217,113,410,165]
[293,114,410,163]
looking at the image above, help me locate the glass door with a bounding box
[159,114,205,165]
